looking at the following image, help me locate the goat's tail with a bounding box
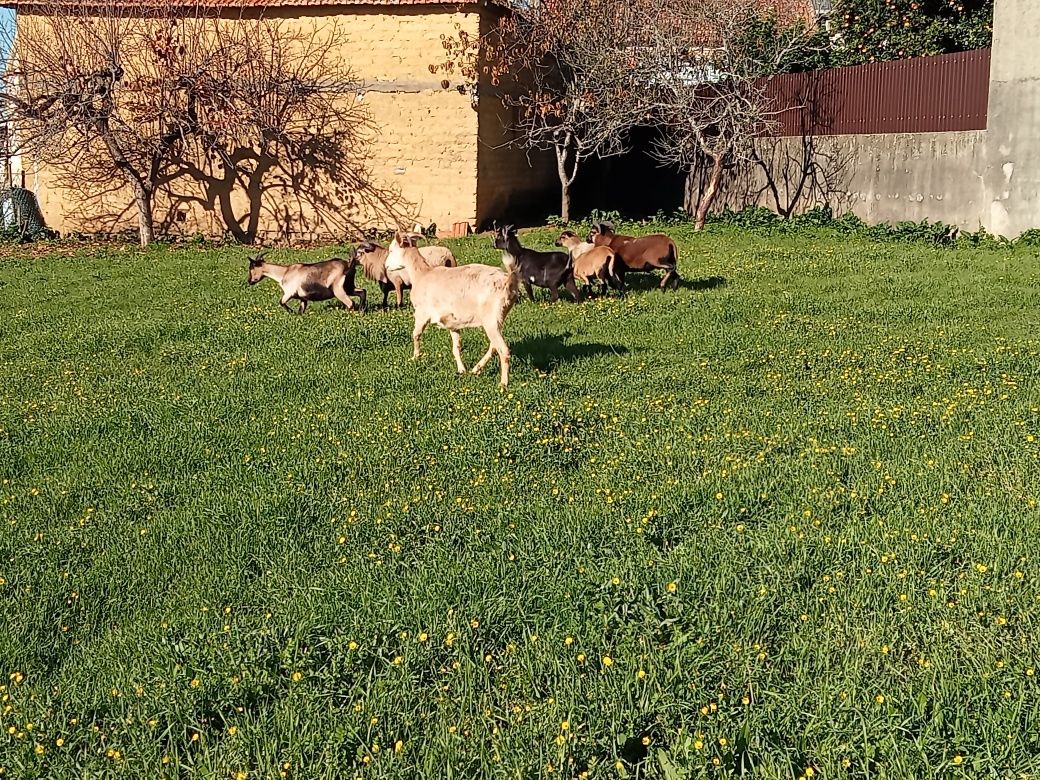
[607,251,616,279]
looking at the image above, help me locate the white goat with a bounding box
[353,240,457,308]
[387,231,520,386]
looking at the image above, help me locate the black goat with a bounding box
[492,226,582,303]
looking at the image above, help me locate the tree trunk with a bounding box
[132,181,155,248]
[555,140,578,223]
[694,154,725,231]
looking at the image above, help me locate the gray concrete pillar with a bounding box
[984,0,1040,237]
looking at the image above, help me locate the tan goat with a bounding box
[555,230,619,296]
[353,240,457,308]
[247,251,365,314]
[388,231,520,386]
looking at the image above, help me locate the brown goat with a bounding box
[247,251,366,314]
[588,222,680,290]
[555,230,620,296]
[352,240,457,308]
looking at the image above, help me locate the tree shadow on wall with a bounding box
[689,71,858,219]
[162,125,413,245]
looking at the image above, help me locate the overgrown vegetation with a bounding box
[2,225,1039,778]
[829,0,994,66]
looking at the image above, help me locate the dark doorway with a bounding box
[571,126,686,220]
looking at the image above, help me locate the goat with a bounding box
[388,231,519,387]
[493,225,582,303]
[353,240,457,308]
[588,221,681,290]
[555,230,620,296]
[247,251,366,314]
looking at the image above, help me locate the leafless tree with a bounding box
[173,18,408,244]
[1,0,406,247]
[436,0,643,222]
[631,0,819,229]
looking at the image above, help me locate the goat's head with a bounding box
[352,240,382,264]
[394,230,419,249]
[555,230,579,248]
[588,222,615,246]
[492,225,516,251]
[247,251,267,285]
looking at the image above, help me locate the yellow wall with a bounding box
[17,6,483,241]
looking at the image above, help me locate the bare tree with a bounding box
[631,0,818,229]
[435,0,642,222]
[1,0,406,246]
[173,18,408,244]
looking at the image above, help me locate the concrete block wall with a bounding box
[22,6,484,240]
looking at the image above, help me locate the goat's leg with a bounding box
[549,286,560,303]
[523,280,536,302]
[298,300,309,315]
[449,330,467,374]
[381,284,391,309]
[564,278,582,303]
[412,317,429,360]
[487,326,511,387]
[394,280,405,308]
[332,282,356,311]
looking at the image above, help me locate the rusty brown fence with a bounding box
[763,49,991,136]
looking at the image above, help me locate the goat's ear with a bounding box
[601,221,614,232]
[504,224,515,235]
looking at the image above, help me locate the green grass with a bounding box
[1,225,1039,779]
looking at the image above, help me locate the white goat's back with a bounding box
[411,263,517,330]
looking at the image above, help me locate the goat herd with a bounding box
[247,223,682,387]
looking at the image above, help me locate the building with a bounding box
[6,0,557,240]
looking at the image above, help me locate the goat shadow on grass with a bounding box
[512,332,629,372]
[616,274,728,293]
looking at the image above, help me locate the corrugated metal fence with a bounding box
[764,49,991,136]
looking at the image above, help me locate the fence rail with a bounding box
[764,49,991,136]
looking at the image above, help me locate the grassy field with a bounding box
[1,223,1039,779]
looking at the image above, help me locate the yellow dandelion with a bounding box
[602,656,614,668]
[952,755,963,765]
[666,582,677,593]
[291,672,303,682]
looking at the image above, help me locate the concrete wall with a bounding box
[715,131,990,230]
[709,0,1039,238]
[982,0,1040,238]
